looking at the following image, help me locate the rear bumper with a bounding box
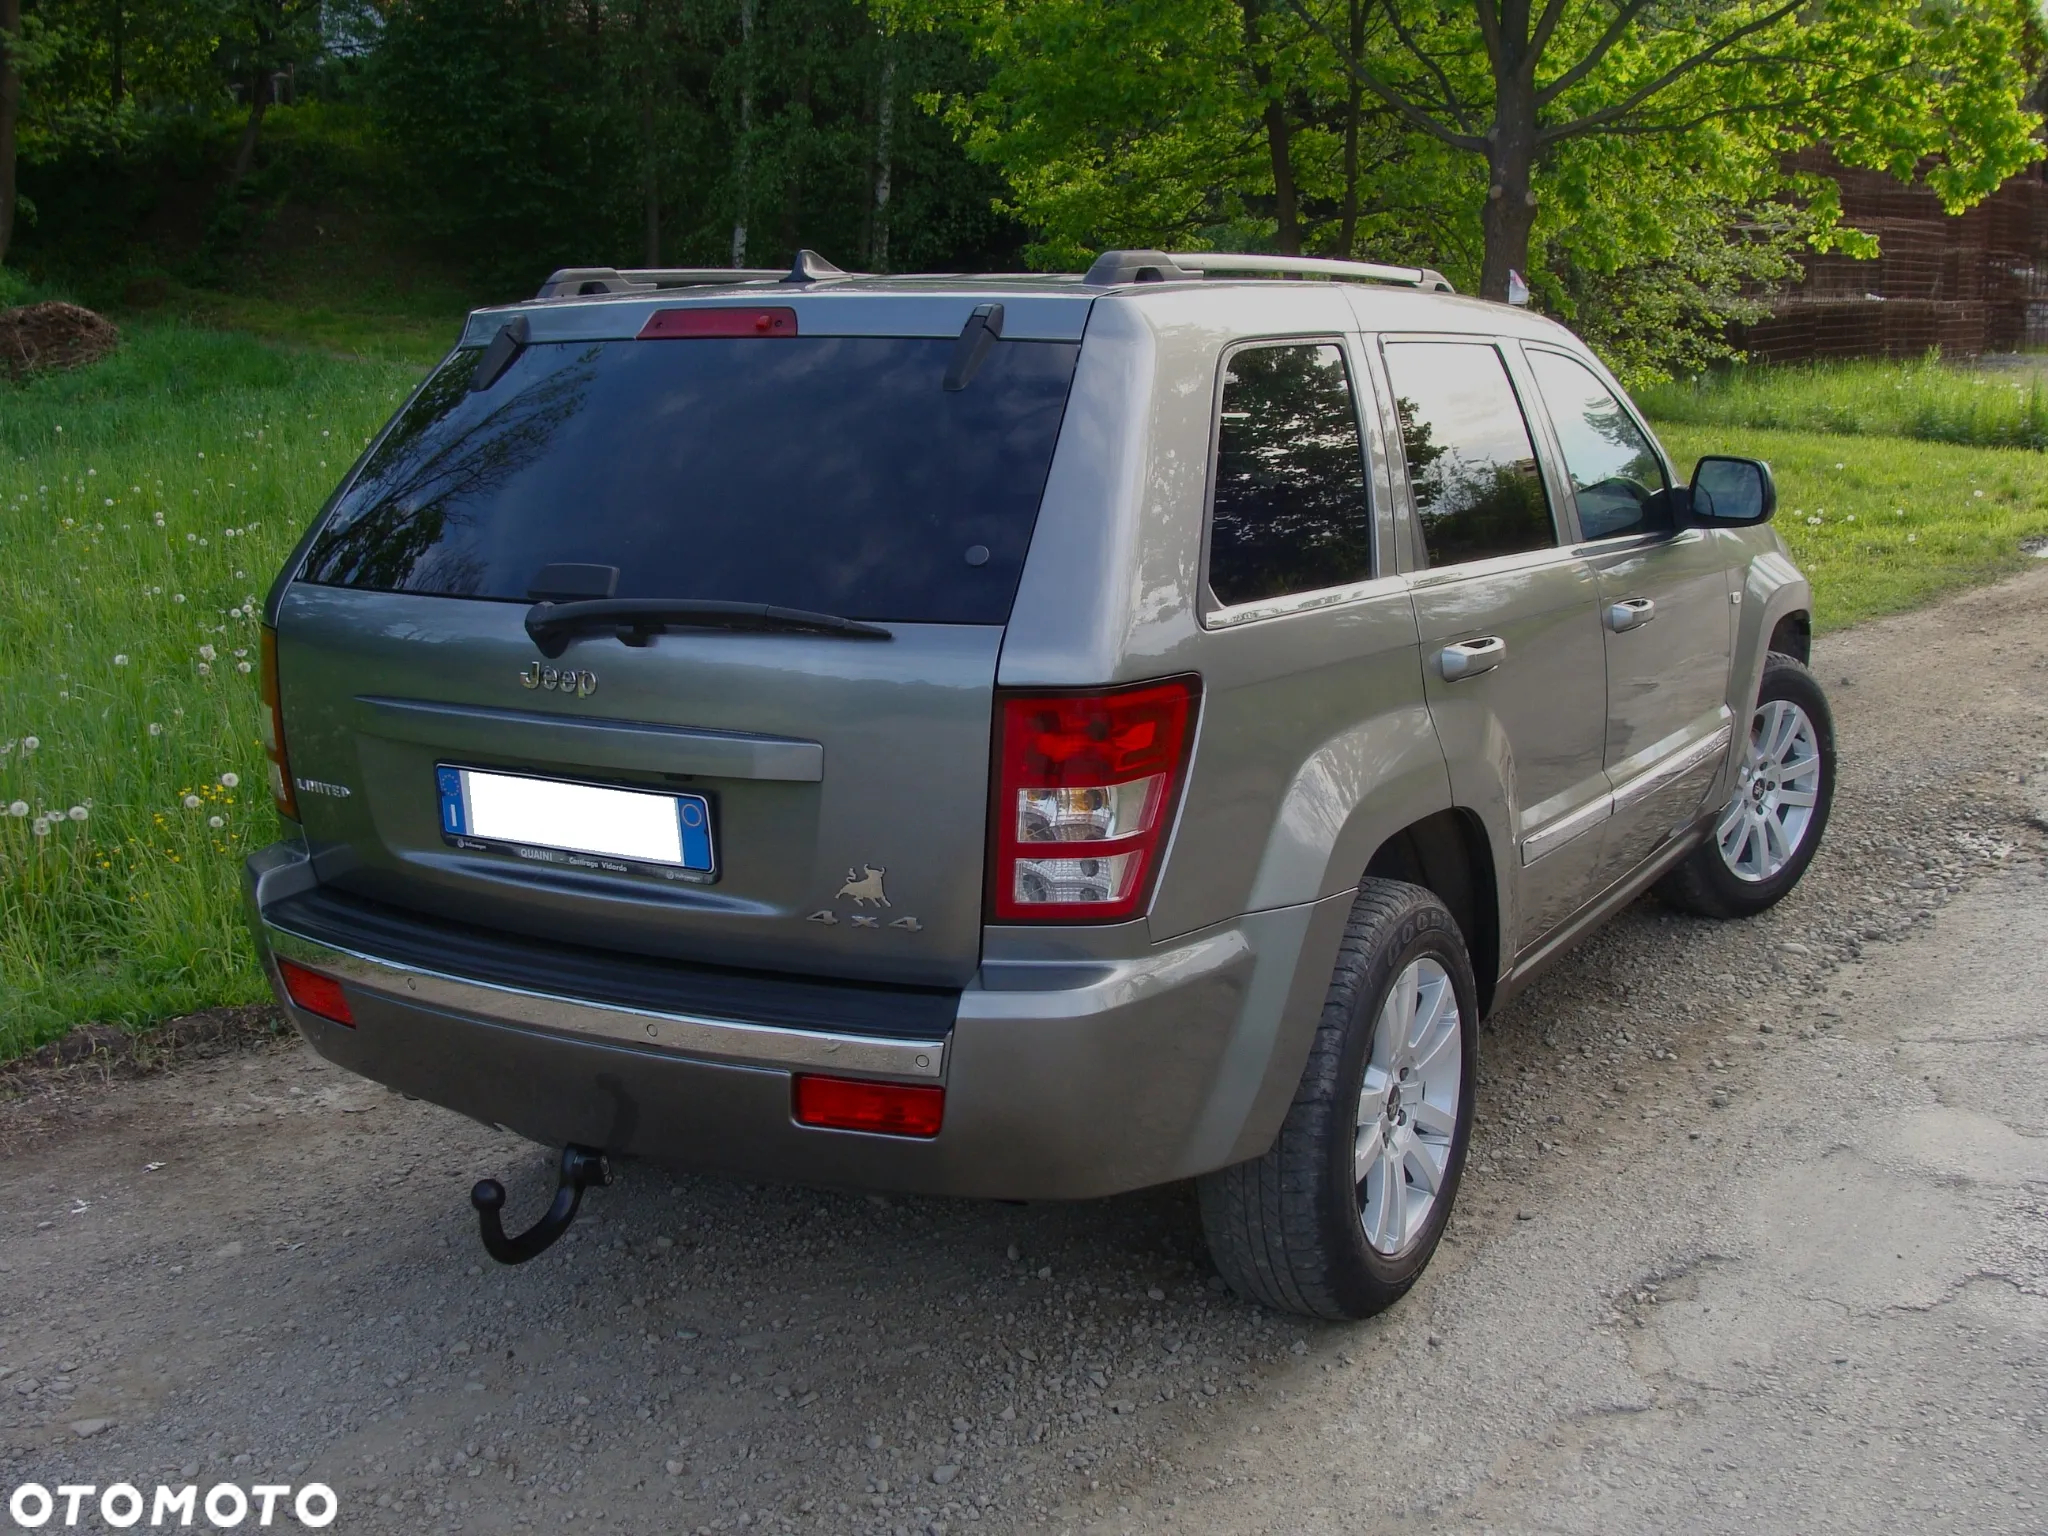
[245,841,1348,1199]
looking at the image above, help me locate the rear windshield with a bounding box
[297,333,1082,624]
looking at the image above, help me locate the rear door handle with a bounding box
[1439,636,1506,681]
[1606,597,1656,633]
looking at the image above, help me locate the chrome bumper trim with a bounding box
[261,921,947,1082]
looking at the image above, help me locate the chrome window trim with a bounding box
[262,921,947,1082]
[1205,571,1413,629]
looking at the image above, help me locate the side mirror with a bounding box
[1686,456,1776,526]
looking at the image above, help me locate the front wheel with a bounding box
[1197,880,1479,1321]
[1657,651,1835,920]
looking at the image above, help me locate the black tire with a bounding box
[1197,879,1479,1321]
[1656,651,1836,920]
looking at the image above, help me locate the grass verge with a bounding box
[1638,355,2048,451]
[4,328,2048,1059]
[1654,424,2048,631]
[0,323,426,1058]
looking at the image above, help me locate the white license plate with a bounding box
[436,765,714,877]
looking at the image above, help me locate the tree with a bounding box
[1286,0,2044,298]
[1,0,19,266]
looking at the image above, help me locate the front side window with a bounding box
[1526,349,1670,539]
[1207,342,1374,608]
[1382,341,1554,568]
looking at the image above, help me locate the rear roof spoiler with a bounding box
[538,248,859,299]
[1082,249,1455,293]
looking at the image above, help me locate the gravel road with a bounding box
[4,568,2047,1536]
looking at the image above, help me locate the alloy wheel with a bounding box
[1354,957,1463,1256]
[1717,698,1823,883]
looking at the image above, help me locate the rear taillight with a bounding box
[989,676,1200,923]
[277,959,353,1026]
[793,1075,944,1138]
[259,625,297,821]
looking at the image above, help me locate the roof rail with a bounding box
[536,267,784,299]
[537,249,859,300]
[1083,249,1454,293]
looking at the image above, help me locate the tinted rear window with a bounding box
[298,334,1082,624]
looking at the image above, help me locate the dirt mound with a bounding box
[0,300,121,380]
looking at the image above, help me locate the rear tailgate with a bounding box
[276,590,996,986]
[270,290,1090,989]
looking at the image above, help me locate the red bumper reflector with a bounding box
[278,960,354,1026]
[638,306,798,339]
[793,1075,944,1138]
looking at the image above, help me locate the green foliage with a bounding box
[1641,358,2048,452]
[0,323,424,1056]
[1655,421,2048,632]
[904,0,2043,374]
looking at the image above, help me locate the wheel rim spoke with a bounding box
[1353,1117,1386,1186]
[1408,1096,1457,1141]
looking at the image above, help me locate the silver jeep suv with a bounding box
[246,248,1832,1319]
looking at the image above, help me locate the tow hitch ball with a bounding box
[471,1145,611,1265]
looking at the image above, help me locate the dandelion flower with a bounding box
[1907,533,1919,543]
[186,532,198,543]
[236,661,252,674]
[198,644,217,662]
[148,722,163,737]
[32,818,49,837]
[113,654,129,666]
[220,772,240,789]
[182,794,202,810]
[208,815,224,830]
[6,801,25,817]
[22,736,37,753]
[1834,462,1844,470]
[104,497,113,507]
[173,593,186,604]
[68,806,87,822]
[196,662,212,676]
[1974,490,1985,499]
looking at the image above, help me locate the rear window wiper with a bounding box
[524,598,893,658]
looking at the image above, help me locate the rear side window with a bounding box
[298,334,1081,624]
[1207,342,1373,608]
[1525,348,1670,539]
[1382,341,1554,568]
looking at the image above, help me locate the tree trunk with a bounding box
[643,98,660,265]
[1338,0,1362,257]
[730,0,754,267]
[1479,77,1538,302]
[0,0,18,268]
[110,1,125,105]
[870,45,895,272]
[640,0,659,265]
[227,79,271,194]
[1239,0,1298,255]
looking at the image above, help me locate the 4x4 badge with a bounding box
[807,865,920,931]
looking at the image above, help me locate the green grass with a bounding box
[1654,424,2048,631]
[0,324,428,1058]
[4,326,2048,1061]
[1638,356,2048,451]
